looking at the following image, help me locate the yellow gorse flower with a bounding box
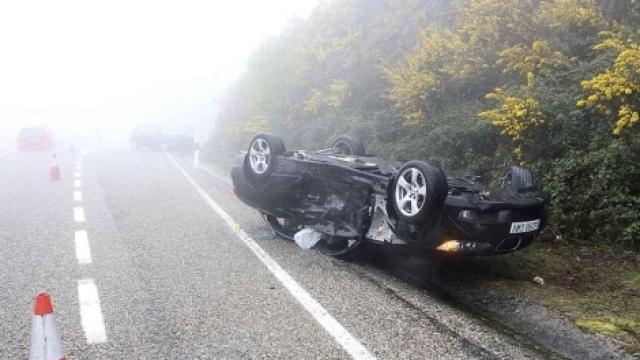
[578,32,640,134]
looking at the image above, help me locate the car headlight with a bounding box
[458,210,477,222]
[436,240,463,252]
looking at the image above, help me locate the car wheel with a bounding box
[392,161,447,227]
[260,212,298,240]
[317,235,365,259]
[501,165,533,192]
[245,133,286,182]
[332,135,365,156]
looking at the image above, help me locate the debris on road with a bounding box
[294,228,323,250]
[533,276,545,286]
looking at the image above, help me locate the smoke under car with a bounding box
[231,133,550,258]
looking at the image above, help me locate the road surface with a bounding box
[0,147,561,359]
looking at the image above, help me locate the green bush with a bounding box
[544,139,640,248]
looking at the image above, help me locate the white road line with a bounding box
[74,230,92,264]
[75,171,82,178]
[74,190,83,202]
[77,279,107,344]
[74,206,86,223]
[168,154,375,360]
[74,179,82,188]
[0,148,15,158]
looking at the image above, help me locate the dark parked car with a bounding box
[17,127,55,151]
[131,126,193,152]
[162,129,194,153]
[231,133,550,257]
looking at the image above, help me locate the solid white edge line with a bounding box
[74,230,92,264]
[168,154,375,360]
[74,190,83,202]
[77,279,107,343]
[73,206,86,223]
[0,148,16,158]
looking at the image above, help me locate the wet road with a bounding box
[0,147,548,359]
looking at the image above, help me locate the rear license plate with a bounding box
[510,219,540,234]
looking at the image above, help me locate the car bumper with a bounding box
[433,203,547,255]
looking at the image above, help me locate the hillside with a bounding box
[205,0,640,248]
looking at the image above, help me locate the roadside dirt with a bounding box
[353,242,640,359]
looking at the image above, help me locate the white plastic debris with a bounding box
[293,228,323,250]
[533,276,545,286]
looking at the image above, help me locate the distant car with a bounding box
[231,133,550,258]
[17,127,55,151]
[162,129,194,153]
[131,126,163,150]
[131,126,193,152]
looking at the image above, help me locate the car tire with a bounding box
[260,212,297,240]
[392,161,447,227]
[245,133,286,182]
[332,135,365,156]
[317,235,366,260]
[501,165,533,192]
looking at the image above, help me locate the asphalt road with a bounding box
[0,147,560,359]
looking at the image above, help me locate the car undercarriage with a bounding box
[231,133,550,257]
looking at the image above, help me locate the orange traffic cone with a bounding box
[49,154,61,181]
[29,292,66,360]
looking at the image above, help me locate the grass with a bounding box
[448,240,640,353]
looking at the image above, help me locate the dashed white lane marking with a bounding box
[74,179,82,188]
[78,279,108,344]
[74,230,92,264]
[74,190,83,202]
[73,206,86,223]
[75,171,82,178]
[0,148,15,158]
[168,154,375,360]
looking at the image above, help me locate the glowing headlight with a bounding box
[436,240,463,252]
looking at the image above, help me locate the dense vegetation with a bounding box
[206,0,640,248]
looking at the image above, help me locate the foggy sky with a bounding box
[0,0,317,139]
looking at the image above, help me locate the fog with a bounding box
[0,0,317,147]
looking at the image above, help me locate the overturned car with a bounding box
[231,133,550,257]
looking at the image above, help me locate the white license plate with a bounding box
[510,219,541,234]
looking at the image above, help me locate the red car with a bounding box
[17,127,55,150]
